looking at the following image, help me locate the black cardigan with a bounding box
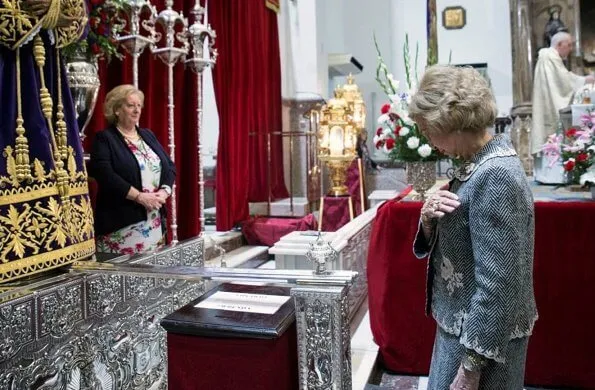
[90,126,176,236]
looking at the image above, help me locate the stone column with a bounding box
[510,103,534,175]
[509,0,535,176]
[509,0,535,106]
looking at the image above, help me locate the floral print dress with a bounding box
[96,138,164,255]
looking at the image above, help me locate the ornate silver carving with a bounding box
[306,233,338,275]
[0,237,206,389]
[87,275,123,318]
[39,283,83,339]
[406,161,437,200]
[65,57,100,141]
[0,298,34,363]
[510,104,534,175]
[291,286,351,390]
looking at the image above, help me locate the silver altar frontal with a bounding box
[0,236,357,390]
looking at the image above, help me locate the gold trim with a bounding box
[0,239,95,283]
[0,181,88,206]
[0,0,43,50]
[55,0,87,48]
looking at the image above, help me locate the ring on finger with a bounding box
[431,198,441,213]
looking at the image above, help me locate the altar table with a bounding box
[367,196,595,389]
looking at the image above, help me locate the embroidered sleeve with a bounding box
[461,165,533,363]
[55,0,87,48]
[0,0,43,49]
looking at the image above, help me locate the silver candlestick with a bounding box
[117,0,160,88]
[185,0,217,237]
[152,0,189,244]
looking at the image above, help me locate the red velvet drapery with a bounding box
[85,0,200,240]
[86,0,287,235]
[209,0,287,231]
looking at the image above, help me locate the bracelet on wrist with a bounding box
[462,350,488,372]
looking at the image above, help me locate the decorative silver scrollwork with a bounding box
[292,287,351,390]
[0,300,34,362]
[0,238,205,389]
[87,275,123,318]
[39,284,83,338]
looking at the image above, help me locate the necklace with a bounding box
[117,126,139,141]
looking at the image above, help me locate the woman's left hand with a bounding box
[156,189,169,200]
[450,364,480,390]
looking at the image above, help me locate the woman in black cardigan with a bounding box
[90,85,176,254]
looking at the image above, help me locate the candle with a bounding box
[329,126,344,156]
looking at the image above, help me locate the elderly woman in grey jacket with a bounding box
[410,65,537,390]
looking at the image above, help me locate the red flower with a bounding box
[563,159,575,171]
[577,153,589,163]
[89,17,99,28]
[97,24,108,36]
[394,125,402,136]
[565,128,578,137]
[380,103,391,114]
[375,140,384,149]
[376,127,383,136]
[91,43,101,55]
[385,138,395,150]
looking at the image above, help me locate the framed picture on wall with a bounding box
[442,6,466,30]
[454,63,490,88]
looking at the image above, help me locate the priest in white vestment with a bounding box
[531,32,594,155]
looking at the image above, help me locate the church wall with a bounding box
[325,0,395,131]
[390,0,514,115]
[437,0,514,114]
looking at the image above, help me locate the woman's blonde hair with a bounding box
[103,84,145,124]
[408,65,496,136]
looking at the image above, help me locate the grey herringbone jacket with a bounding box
[414,135,538,363]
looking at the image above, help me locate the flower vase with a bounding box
[64,54,100,141]
[406,161,437,200]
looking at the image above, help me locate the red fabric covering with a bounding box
[242,215,318,246]
[167,324,298,390]
[346,159,363,215]
[210,1,288,231]
[367,198,435,376]
[320,196,352,232]
[525,201,595,388]
[367,199,595,388]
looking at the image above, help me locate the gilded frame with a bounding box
[442,6,467,30]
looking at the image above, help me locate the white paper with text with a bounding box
[195,291,291,315]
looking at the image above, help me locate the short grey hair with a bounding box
[550,31,572,48]
[408,65,497,136]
